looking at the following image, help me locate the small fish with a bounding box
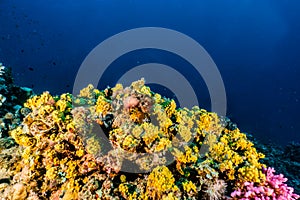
[28,67,34,71]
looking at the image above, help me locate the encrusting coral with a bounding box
[0,78,298,199]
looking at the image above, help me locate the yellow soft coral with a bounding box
[165,100,177,118]
[146,166,179,199]
[79,84,95,98]
[118,183,138,200]
[182,180,197,193]
[173,146,198,164]
[10,126,35,147]
[152,104,173,133]
[85,136,101,155]
[95,95,111,116]
[154,138,172,152]
[141,122,160,147]
[209,128,265,183]
[197,112,224,137]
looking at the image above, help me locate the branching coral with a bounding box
[231,167,300,199]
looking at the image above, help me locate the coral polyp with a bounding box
[0,78,298,199]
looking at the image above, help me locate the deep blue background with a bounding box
[0,0,299,145]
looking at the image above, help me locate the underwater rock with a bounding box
[0,137,16,150]
[284,142,300,162]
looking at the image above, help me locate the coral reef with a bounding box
[0,76,298,199]
[0,63,33,138]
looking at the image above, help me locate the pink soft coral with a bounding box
[231,167,300,200]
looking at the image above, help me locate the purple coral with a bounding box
[231,167,300,200]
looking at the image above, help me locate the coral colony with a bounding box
[0,63,299,199]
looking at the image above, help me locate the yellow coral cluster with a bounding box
[118,183,138,200]
[209,128,266,184]
[197,111,224,138]
[95,95,111,116]
[145,166,179,200]
[24,91,54,110]
[182,180,197,193]
[9,91,96,198]
[85,136,101,155]
[173,146,198,164]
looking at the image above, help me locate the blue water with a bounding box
[0,0,299,145]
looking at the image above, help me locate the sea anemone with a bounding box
[202,179,227,200]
